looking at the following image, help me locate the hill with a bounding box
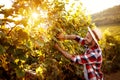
[91,5,120,26]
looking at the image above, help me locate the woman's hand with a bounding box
[54,43,61,51]
[54,43,64,53]
[57,33,65,40]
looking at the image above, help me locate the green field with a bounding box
[98,25,120,36]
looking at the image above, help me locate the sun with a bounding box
[32,12,39,19]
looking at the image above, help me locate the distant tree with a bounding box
[92,5,120,26]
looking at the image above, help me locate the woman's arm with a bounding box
[57,33,78,40]
[55,43,73,60]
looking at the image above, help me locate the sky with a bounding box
[81,0,120,14]
[0,0,13,9]
[0,0,120,14]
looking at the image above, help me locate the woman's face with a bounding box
[84,32,94,46]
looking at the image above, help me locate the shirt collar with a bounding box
[90,44,98,50]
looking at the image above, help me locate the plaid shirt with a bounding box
[71,36,103,80]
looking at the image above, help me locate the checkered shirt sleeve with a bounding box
[74,36,85,45]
